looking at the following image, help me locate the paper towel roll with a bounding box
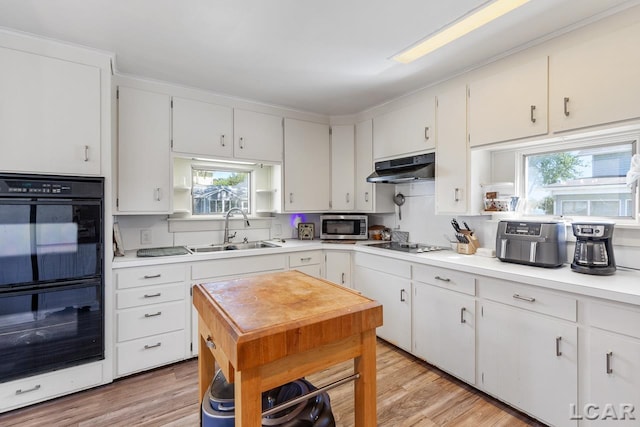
[626,154,640,188]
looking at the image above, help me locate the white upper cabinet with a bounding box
[354,119,395,213]
[468,56,548,147]
[330,124,355,211]
[435,85,468,214]
[283,118,330,211]
[233,109,283,162]
[117,86,172,213]
[550,19,640,133]
[373,96,436,160]
[171,97,233,158]
[0,46,102,175]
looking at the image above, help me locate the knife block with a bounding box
[456,231,479,255]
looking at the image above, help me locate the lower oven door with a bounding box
[0,280,104,383]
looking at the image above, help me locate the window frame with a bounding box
[515,130,639,225]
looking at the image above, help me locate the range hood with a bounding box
[366,153,435,183]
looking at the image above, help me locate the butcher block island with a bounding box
[193,270,383,426]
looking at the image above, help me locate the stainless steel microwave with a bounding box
[320,215,368,240]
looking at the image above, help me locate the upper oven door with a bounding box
[0,198,103,288]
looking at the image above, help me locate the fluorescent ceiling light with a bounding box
[393,0,530,64]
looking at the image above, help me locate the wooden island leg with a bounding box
[354,329,377,427]
[198,316,216,403]
[236,367,262,426]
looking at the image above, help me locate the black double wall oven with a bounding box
[0,174,104,383]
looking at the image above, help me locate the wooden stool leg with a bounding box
[354,329,377,427]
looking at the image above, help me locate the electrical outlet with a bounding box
[140,229,152,245]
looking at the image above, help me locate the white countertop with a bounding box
[113,239,640,306]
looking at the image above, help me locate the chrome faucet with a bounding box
[223,208,250,244]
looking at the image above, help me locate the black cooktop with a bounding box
[366,241,450,254]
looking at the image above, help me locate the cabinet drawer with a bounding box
[354,252,411,279]
[479,277,576,321]
[192,254,286,280]
[116,301,185,342]
[116,282,185,309]
[590,300,640,339]
[116,264,186,289]
[289,251,322,268]
[116,330,186,377]
[0,362,103,413]
[412,264,476,296]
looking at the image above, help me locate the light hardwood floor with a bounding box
[0,340,545,426]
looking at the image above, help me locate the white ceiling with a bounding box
[0,0,637,115]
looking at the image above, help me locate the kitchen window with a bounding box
[191,167,251,215]
[521,134,637,220]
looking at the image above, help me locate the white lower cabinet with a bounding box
[412,265,476,385]
[114,264,188,377]
[289,250,324,278]
[0,362,104,413]
[478,279,578,427]
[354,253,411,352]
[583,301,640,426]
[325,251,351,288]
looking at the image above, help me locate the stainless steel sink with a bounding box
[189,241,280,253]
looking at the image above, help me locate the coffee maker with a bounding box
[571,222,616,275]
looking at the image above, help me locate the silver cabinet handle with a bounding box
[346,193,350,203]
[84,145,90,162]
[239,136,245,149]
[564,97,570,117]
[400,288,406,302]
[460,307,467,324]
[220,134,226,147]
[144,292,161,298]
[144,311,162,318]
[341,272,345,284]
[144,342,161,350]
[206,335,216,349]
[154,187,162,201]
[530,105,536,123]
[454,188,460,202]
[434,276,451,282]
[289,193,293,203]
[424,126,430,141]
[143,274,161,279]
[556,336,562,356]
[513,294,536,302]
[16,384,41,395]
[364,191,369,203]
[300,257,312,262]
[606,351,613,374]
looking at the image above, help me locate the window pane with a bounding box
[192,169,250,215]
[524,142,634,218]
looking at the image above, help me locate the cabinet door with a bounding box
[233,109,283,162]
[412,283,475,384]
[330,125,355,211]
[172,96,233,158]
[325,251,351,288]
[354,120,395,213]
[117,86,171,213]
[468,56,548,147]
[354,265,411,352]
[435,85,468,214]
[550,20,640,133]
[373,96,435,160]
[283,118,330,211]
[478,301,578,427]
[586,329,640,426]
[0,47,101,175]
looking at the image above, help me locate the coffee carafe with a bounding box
[571,222,616,275]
